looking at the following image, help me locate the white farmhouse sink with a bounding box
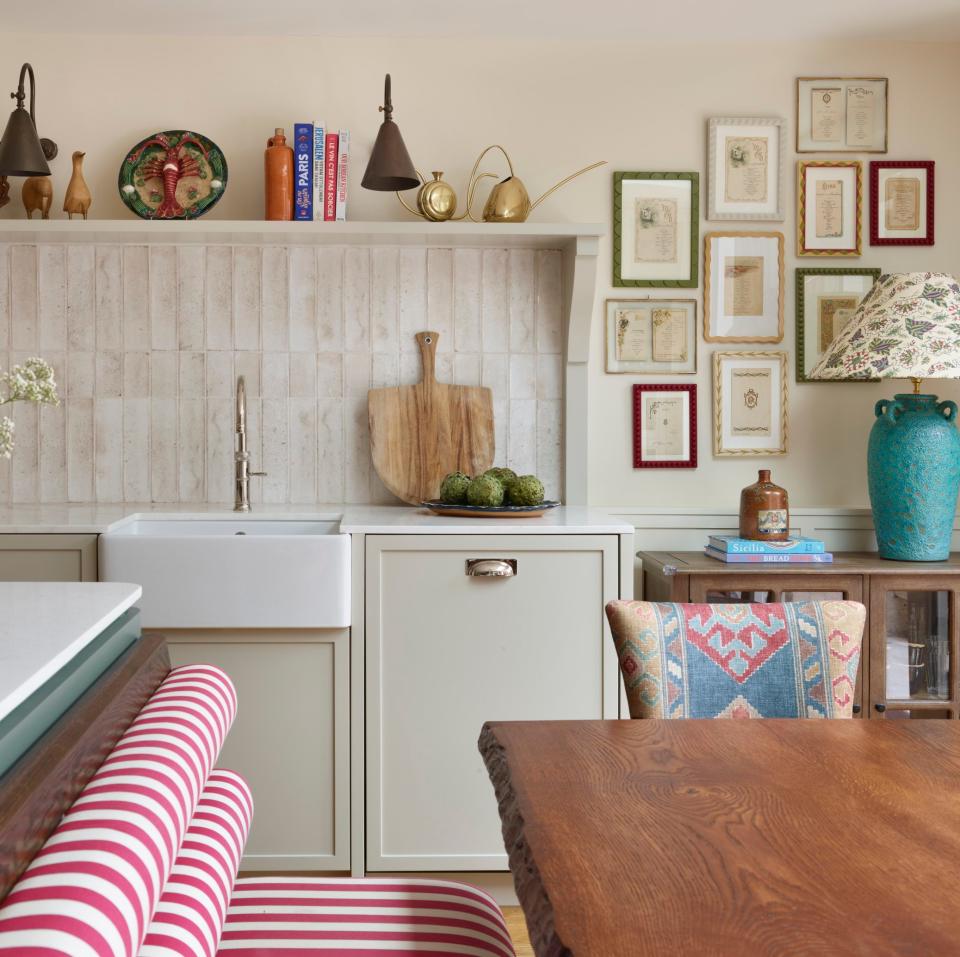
[99,517,350,629]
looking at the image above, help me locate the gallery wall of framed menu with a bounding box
[611,71,940,470]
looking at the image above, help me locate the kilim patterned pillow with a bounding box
[605,601,865,719]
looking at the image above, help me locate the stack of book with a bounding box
[705,535,833,563]
[293,122,350,222]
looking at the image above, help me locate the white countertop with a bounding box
[0,582,142,722]
[338,505,634,535]
[0,504,634,536]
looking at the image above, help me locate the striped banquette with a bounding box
[0,639,514,957]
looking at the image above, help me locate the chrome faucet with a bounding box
[235,376,267,511]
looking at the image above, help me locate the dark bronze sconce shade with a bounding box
[0,63,58,177]
[361,74,418,192]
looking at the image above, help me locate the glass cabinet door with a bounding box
[870,580,958,719]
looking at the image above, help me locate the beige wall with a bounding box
[1,34,957,508]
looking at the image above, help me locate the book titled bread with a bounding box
[324,131,339,221]
[335,129,349,222]
[708,535,826,555]
[704,546,834,564]
[312,122,325,221]
[293,123,313,221]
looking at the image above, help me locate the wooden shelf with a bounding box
[0,218,604,249]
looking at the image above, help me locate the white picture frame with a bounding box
[707,116,785,221]
[713,351,788,456]
[605,298,697,374]
[704,232,784,343]
[798,161,862,257]
[796,77,888,153]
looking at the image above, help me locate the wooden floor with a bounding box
[504,906,534,956]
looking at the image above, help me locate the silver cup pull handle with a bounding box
[465,559,517,578]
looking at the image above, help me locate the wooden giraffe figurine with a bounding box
[63,151,92,220]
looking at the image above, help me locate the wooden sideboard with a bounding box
[638,551,960,720]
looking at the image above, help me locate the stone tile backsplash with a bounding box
[0,244,564,505]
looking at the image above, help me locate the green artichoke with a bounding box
[505,474,545,506]
[483,467,518,487]
[439,471,471,504]
[466,474,505,507]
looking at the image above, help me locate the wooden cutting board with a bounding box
[368,331,495,504]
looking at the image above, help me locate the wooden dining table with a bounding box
[479,718,960,957]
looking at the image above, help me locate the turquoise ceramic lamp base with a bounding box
[868,393,960,561]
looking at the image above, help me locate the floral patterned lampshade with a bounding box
[810,272,960,380]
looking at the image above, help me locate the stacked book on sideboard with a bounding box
[294,122,350,221]
[705,536,833,564]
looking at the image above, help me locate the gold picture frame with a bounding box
[797,161,862,257]
[703,231,784,343]
[713,351,788,456]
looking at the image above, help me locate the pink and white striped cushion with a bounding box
[0,664,237,957]
[139,770,253,957]
[217,877,516,956]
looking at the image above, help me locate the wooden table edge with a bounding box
[479,722,571,957]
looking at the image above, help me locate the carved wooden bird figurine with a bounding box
[63,151,92,219]
[22,176,53,219]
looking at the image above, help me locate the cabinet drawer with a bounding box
[0,534,98,581]
[365,534,621,871]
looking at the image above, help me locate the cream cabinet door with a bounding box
[365,534,621,872]
[0,534,98,581]
[167,628,349,871]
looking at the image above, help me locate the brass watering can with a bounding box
[466,145,606,223]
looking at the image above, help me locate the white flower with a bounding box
[0,417,13,459]
[0,356,59,458]
[2,357,60,407]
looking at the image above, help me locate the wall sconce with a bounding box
[0,63,58,177]
[361,74,418,192]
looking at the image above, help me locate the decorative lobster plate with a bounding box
[118,130,227,219]
[421,500,561,518]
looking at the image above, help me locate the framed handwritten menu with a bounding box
[796,77,888,153]
[797,161,862,256]
[633,383,697,469]
[613,172,699,287]
[605,298,697,374]
[708,116,786,221]
[870,161,934,246]
[703,232,784,342]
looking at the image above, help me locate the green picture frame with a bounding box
[795,267,881,382]
[613,171,699,288]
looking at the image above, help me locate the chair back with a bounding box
[605,600,865,719]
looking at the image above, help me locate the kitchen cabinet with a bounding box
[868,574,960,719]
[638,551,960,720]
[364,534,623,872]
[167,628,349,871]
[0,534,98,581]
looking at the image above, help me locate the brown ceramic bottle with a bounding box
[264,128,294,221]
[739,469,789,541]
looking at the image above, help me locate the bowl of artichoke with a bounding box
[422,468,560,517]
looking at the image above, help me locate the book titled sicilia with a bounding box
[708,535,826,554]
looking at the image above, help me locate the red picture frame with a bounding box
[869,160,934,246]
[632,384,697,469]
